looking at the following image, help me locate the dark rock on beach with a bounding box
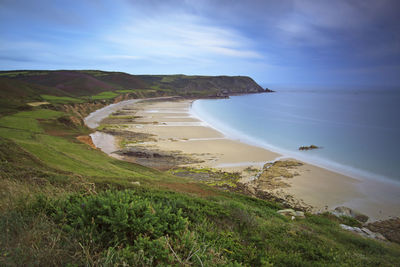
[366,218,400,244]
[115,146,202,170]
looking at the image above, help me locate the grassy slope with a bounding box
[0,71,399,266]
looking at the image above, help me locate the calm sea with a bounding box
[191,89,400,184]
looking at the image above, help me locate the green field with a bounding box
[115,89,136,93]
[90,91,120,100]
[41,94,84,104]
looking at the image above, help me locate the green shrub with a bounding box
[48,190,188,247]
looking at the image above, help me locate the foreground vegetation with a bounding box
[0,70,400,266]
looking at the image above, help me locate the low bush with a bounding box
[46,190,188,247]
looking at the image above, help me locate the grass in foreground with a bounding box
[0,107,399,266]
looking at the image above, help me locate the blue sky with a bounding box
[1,0,399,87]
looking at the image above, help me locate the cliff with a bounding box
[136,74,265,96]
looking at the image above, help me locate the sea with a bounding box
[191,88,400,185]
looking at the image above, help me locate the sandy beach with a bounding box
[87,98,400,221]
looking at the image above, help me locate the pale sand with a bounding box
[131,101,279,169]
[90,131,123,160]
[92,99,400,221]
[27,101,50,107]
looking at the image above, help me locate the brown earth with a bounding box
[18,71,115,96]
[159,182,217,197]
[76,135,97,149]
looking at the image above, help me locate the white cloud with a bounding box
[276,18,332,46]
[103,13,262,62]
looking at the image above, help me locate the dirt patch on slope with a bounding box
[159,182,217,197]
[76,135,97,149]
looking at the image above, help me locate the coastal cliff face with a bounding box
[137,74,265,96]
[58,102,106,126]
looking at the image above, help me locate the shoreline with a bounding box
[191,98,400,188]
[190,99,400,221]
[84,97,400,222]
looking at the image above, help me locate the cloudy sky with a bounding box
[1,0,399,87]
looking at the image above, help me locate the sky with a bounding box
[1,0,399,88]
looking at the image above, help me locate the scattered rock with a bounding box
[333,206,353,217]
[169,167,241,188]
[277,209,305,218]
[332,206,369,223]
[116,146,201,170]
[277,209,296,216]
[340,224,387,241]
[366,217,400,244]
[256,160,303,190]
[103,129,155,143]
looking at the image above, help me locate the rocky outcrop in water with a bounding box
[299,145,320,151]
[264,87,275,92]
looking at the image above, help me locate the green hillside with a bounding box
[0,70,399,266]
[0,70,265,100]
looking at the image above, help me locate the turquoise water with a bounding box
[191,89,400,184]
